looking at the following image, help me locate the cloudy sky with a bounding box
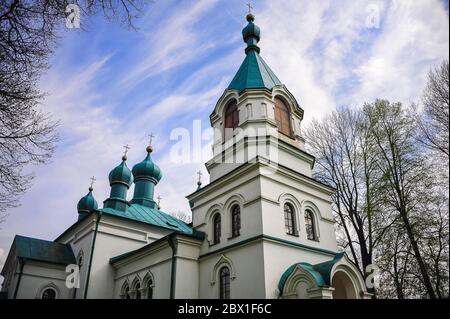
[0,0,449,279]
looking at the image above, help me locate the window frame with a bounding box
[41,287,57,299]
[219,266,231,299]
[213,213,222,245]
[223,100,239,142]
[305,209,317,241]
[274,97,293,138]
[230,205,241,238]
[284,203,298,236]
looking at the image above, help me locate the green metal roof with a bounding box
[277,252,345,293]
[228,50,282,93]
[100,204,193,234]
[13,235,76,265]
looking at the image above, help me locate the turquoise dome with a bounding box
[109,156,133,186]
[77,188,98,214]
[132,147,162,182]
[242,14,260,42]
[242,14,260,54]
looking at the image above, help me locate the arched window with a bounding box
[121,282,131,299]
[231,205,241,238]
[147,278,153,299]
[305,210,317,240]
[284,203,297,236]
[224,100,239,141]
[41,288,56,299]
[274,98,292,137]
[219,266,231,299]
[213,213,221,244]
[135,283,141,299]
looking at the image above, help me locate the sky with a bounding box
[0,0,449,281]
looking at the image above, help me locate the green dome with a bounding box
[132,148,162,182]
[77,188,98,214]
[242,15,260,42]
[109,157,133,186]
[242,14,260,54]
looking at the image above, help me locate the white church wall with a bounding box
[191,167,264,256]
[14,261,71,299]
[85,214,172,298]
[258,167,338,253]
[113,244,173,299]
[198,240,266,299]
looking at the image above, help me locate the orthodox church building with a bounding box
[1,14,371,299]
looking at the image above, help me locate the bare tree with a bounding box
[305,108,385,290]
[0,0,149,220]
[364,100,438,298]
[417,60,449,157]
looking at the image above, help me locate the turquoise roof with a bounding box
[77,188,98,214]
[12,235,75,265]
[132,150,162,182]
[109,158,133,186]
[100,203,192,234]
[228,50,282,93]
[277,252,345,293]
[228,14,282,93]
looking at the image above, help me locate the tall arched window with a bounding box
[147,278,153,299]
[219,266,231,299]
[121,283,131,299]
[305,210,317,240]
[135,283,141,299]
[231,205,241,238]
[274,97,292,137]
[213,213,221,244]
[41,288,56,299]
[284,203,297,236]
[224,100,239,141]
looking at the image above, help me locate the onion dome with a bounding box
[131,146,162,183]
[109,155,134,186]
[242,14,260,54]
[77,186,98,219]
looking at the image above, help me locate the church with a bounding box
[1,13,371,300]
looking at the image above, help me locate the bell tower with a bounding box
[207,13,313,183]
[188,13,339,299]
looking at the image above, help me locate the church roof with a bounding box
[228,50,282,93]
[10,235,76,266]
[100,204,193,234]
[227,13,282,93]
[277,252,345,292]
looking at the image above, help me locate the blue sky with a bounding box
[0,0,449,278]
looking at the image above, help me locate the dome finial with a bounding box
[122,144,131,161]
[147,133,155,153]
[242,3,260,54]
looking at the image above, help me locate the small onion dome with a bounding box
[108,156,134,187]
[132,147,162,182]
[77,187,98,214]
[242,13,260,45]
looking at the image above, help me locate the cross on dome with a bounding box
[89,176,96,190]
